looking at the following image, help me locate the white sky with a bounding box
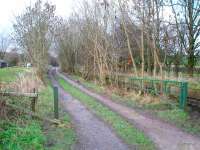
[0,0,173,35]
[0,0,80,34]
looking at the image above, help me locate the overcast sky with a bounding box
[0,0,80,34]
[0,0,173,35]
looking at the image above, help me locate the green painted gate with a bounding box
[128,77,188,110]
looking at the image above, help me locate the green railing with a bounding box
[128,77,188,109]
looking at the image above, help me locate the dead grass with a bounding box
[7,71,44,93]
[0,83,11,91]
[105,84,161,105]
[0,67,45,93]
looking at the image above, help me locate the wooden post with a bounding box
[31,88,37,112]
[53,86,59,119]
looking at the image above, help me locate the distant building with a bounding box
[26,63,32,68]
[0,59,8,68]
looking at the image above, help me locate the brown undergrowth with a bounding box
[12,71,44,93]
[105,84,161,105]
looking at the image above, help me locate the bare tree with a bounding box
[13,0,56,80]
[0,34,10,59]
[55,18,78,73]
[170,0,200,76]
[56,0,199,88]
[118,0,138,76]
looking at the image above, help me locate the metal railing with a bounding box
[128,77,188,109]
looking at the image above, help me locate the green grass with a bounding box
[70,75,105,93]
[69,75,200,136]
[0,121,45,150]
[188,82,200,90]
[58,77,155,150]
[157,108,188,124]
[0,67,76,150]
[44,113,76,150]
[0,67,27,83]
[157,108,200,135]
[0,82,76,150]
[37,83,76,150]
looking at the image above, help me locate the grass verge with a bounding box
[69,74,200,137]
[38,82,76,150]
[58,77,155,150]
[0,83,76,150]
[157,108,200,135]
[0,68,76,150]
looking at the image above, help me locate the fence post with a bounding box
[163,80,170,95]
[31,88,37,112]
[163,80,167,95]
[179,82,188,109]
[53,86,59,119]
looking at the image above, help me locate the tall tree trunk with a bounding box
[118,0,138,76]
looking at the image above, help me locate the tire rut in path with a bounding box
[59,72,200,150]
[50,75,130,150]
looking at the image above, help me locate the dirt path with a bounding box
[50,73,130,150]
[59,72,200,150]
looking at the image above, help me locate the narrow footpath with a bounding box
[58,72,200,150]
[50,73,130,150]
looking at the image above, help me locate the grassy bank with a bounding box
[38,82,76,150]
[37,83,76,150]
[69,74,200,136]
[58,77,155,150]
[0,67,27,83]
[0,67,76,150]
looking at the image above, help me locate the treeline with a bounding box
[55,0,199,82]
[10,0,199,82]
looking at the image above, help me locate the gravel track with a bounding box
[58,72,200,150]
[50,72,130,150]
